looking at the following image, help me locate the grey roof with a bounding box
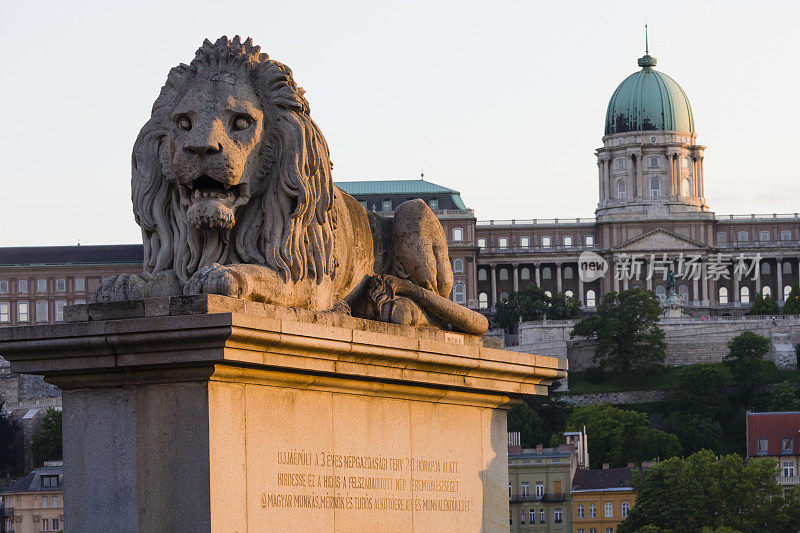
[0,245,143,267]
[571,467,635,491]
[335,179,459,195]
[2,464,63,494]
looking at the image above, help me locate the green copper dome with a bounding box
[605,54,695,135]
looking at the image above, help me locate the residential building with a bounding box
[508,429,588,532]
[746,411,800,489]
[0,461,63,533]
[571,466,637,533]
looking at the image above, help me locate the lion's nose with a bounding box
[184,143,223,156]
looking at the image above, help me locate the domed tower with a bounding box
[595,49,709,221]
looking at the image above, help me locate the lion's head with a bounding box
[133,36,335,285]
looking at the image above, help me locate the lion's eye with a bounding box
[233,116,251,131]
[177,116,192,131]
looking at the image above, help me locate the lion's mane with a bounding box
[132,36,335,285]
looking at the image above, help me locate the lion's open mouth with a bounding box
[184,175,250,209]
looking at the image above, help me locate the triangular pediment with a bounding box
[613,228,708,252]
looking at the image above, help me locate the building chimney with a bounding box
[602,463,610,470]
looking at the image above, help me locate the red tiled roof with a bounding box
[746,411,800,457]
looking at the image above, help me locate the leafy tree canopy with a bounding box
[770,381,800,412]
[747,293,780,316]
[494,283,582,331]
[31,408,62,468]
[563,404,680,468]
[0,399,20,475]
[725,331,770,404]
[571,288,666,373]
[670,364,731,419]
[618,450,800,533]
[784,284,800,315]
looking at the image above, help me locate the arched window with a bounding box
[783,261,793,274]
[682,177,692,197]
[542,267,552,280]
[544,290,552,298]
[622,502,631,518]
[477,238,486,249]
[478,292,488,309]
[719,286,729,304]
[563,236,573,246]
[761,262,771,275]
[763,286,771,297]
[738,231,748,242]
[785,285,792,301]
[521,267,530,280]
[679,284,689,301]
[650,177,661,197]
[541,236,552,247]
[605,502,614,517]
[499,291,509,302]
[478,269,487,281]
[499,268,509,281]
[453,258,464,273]
[586,290,596,307]
[453,282,466,304]
[741,286,750,304]
[520,236,530,248]
[760,231,771,242]
[782,230,793,241]
[617,180,627,199]
[565,290,574,298]
[564,266,574,279]
[655,285,666,300]
[42,496,48,509]
[498,237,508,248]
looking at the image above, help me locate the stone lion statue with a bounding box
[93,36,488,336]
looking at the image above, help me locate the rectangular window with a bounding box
[36,301,48,322]
[535,482,544,498]
[529,510,535,524]
[616,158,625,170]
[56,278,66,292]
[75,277,85,292]
[578,530,585,533]
[585,235,595,246]
[42,517,49,531]
[605,501,613,517]
[781,230,793,241]
[757,438,769,455]
[520,236,530,248]
[41,475,58,488]
[381,200,392,211]
[498,237,508,248]
[520,509,525,524]
[0,280,7,293]
[428,198,439,210]
[508,484,512,501]
[17,302,29,323]
[738,231,748,242]
[42,495,48,508]
[55,301,67,322]
[521,482,529,498]
[783,461,795,478]
[18,279,28,293]
[716,232,727,243]
[453,228,463,242]
[52,518,59,530]
[650,156,659,167]
[577,503,585,518]
[541,236,551,247]
[37,278,47,293]
[553,480,562,498]
[589,503,597,518]
[477,238,486,249]
[540,508,545,523]
[563,236,573,246]
[760,231,771,242]
[682,157,690,168]
[783,437,794,454]
[0,302,9,323]
[554,508,563,523]
[606,529,614,533]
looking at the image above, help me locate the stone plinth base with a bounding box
[0,295,565,532]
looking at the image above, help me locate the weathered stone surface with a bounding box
[91,36,487,336]
[0,296,563,532]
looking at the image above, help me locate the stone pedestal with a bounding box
[0,295,565,533]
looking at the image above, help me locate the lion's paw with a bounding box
[92,273,151,302]
[185,263,250,299]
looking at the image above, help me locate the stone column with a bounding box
[666,151,676,198]
[604,158,611,204]
[613,258,620,292]
[513,264,519,293]
[556,263,562,293]
[597,159,604,203]
[534,264,541,287]
[623,276,629,291]
[756,264,762,296]
[578,271,584,305]
[734,273,740,304]
[490,264,497,307]
[697,153,705,199]
[778,258,784,302]
[0,295,567,533]
[627,155,635,198]
[692,276,699,306]
[702,261,709,306]
[646,258,653,291]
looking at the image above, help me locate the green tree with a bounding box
[494,284,582,331]
[507,386,570,448]
[670,364,731,419]
[747,293,780,316]
[665,413,723,454]
[0,399,20,475]
[725,331,770,405]
[547,292,583,320]
[618,450,800,533]
[571,288,666,373]
[31,408,62,467]
[784,284,800,315]
[563,404,680,468]
[770,381,800,411]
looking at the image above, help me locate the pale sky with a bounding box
[2,0,798,246]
